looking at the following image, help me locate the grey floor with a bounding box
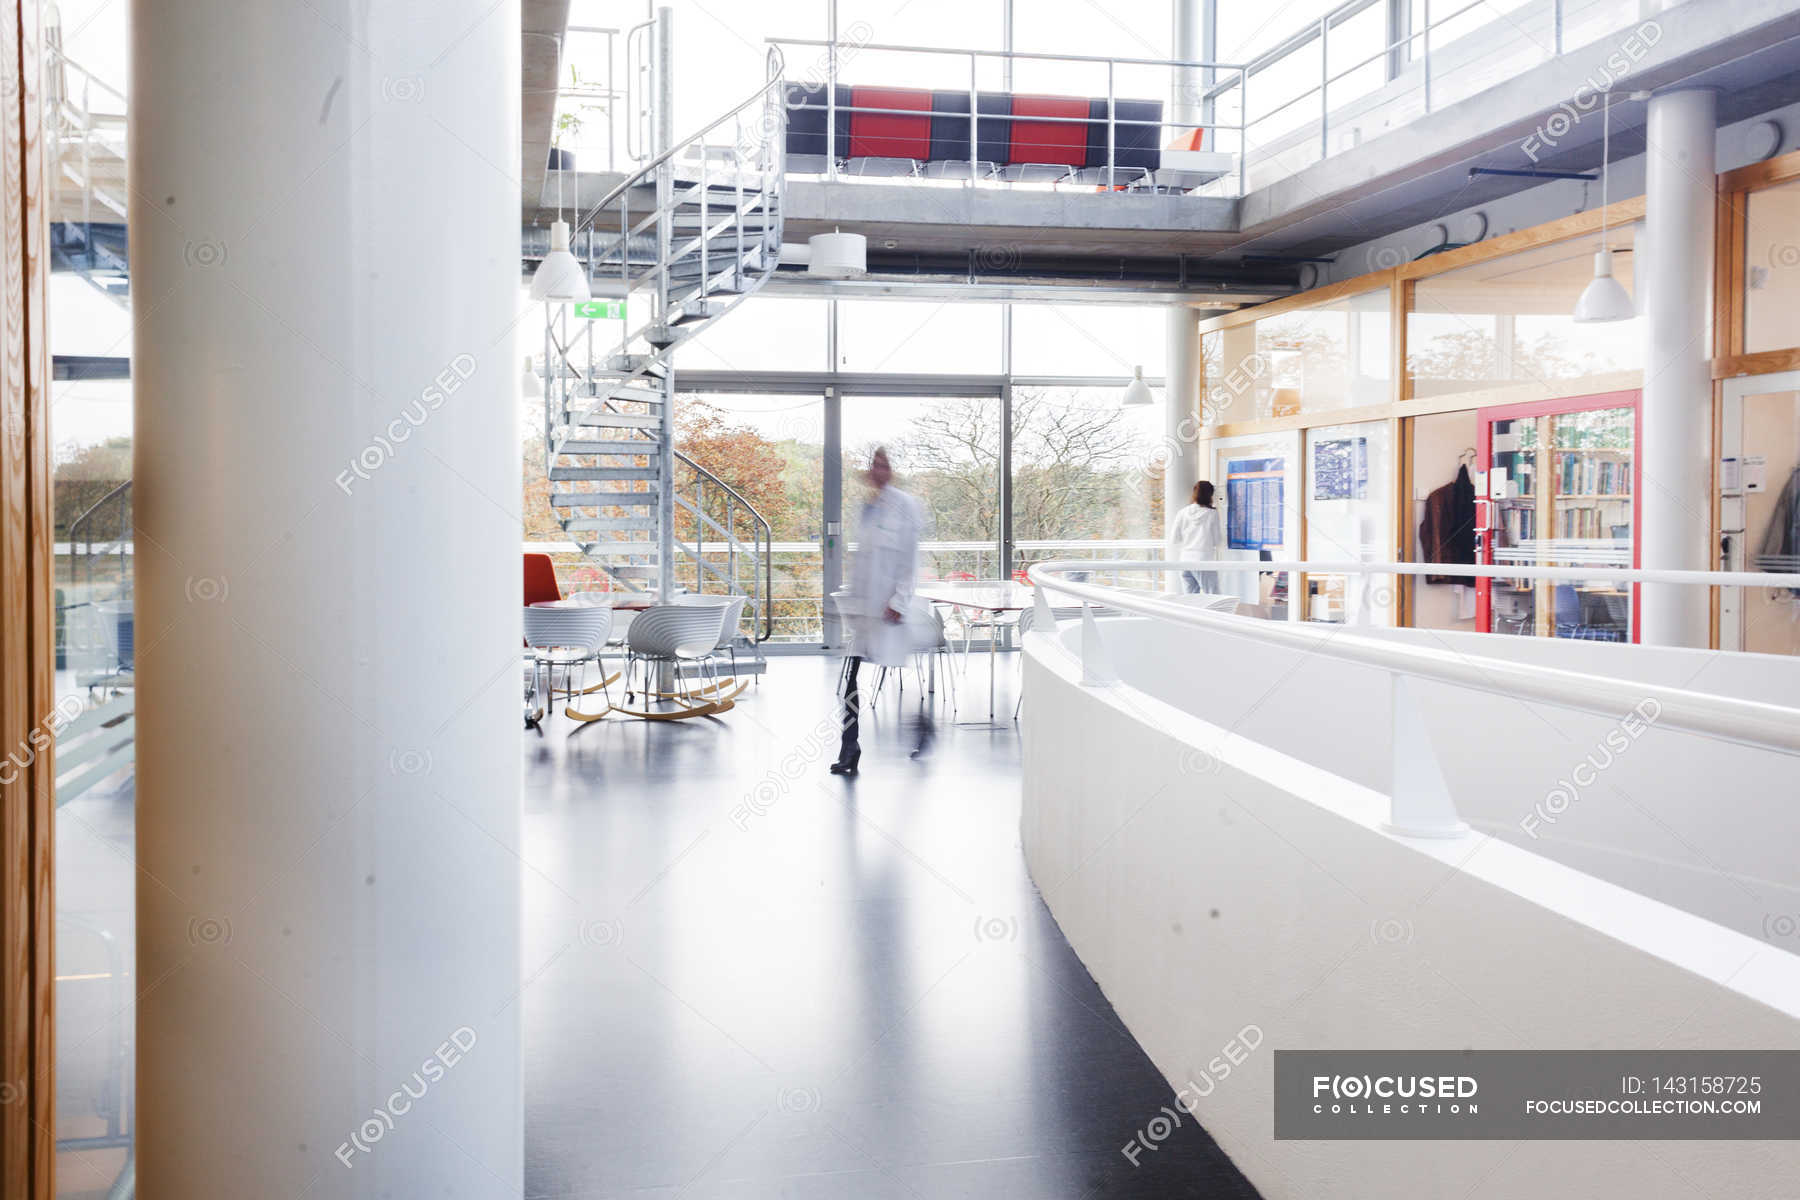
[521,654,1258,1199]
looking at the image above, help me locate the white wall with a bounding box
[1021,625,1800,1200]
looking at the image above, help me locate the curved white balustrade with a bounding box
[1017,559,1800,1199]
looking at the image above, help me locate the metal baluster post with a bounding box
[969,51,978,186]
[1319,15,1330,160]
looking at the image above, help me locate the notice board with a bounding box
[1226,456,1285,549]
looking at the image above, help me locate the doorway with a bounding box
[1474,391,1641,641]
[1720,371,1800,654]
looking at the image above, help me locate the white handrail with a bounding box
[1026,559,1800,758]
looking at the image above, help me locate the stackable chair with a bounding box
[523,602,616,728]
[614,603,738,720]
[671,592,752,700]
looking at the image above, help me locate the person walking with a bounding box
[1168,480,1224,594]
[832,447,931,775]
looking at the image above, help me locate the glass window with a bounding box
[1404,409,1481,632]
[1203,287,1391,422]
[1409,225,1643,404]
[842,393,1003,581]
[676,392,828,643]
[678,296,829,373]
[1304,420,1393,625]
[1013,385,1167,585]
[836,300,1002,374]
[1011,303,1166,378]
[1744,177,1800,355]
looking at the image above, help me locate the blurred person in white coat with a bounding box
[1167,479,1224,594]
[832,447,931,774]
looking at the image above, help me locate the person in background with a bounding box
[1168,480,1223,594]
[832,447,931,775]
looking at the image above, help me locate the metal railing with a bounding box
[768,36,1247,195]
[64,480,134,689]
[767,0,1667,196]
[1029,557,1800,838]
[1028,558,1800,749]
[674,450,774,640]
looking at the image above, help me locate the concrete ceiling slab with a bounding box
[523,0,572,217]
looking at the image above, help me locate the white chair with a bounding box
[523,604,615,727]
[671,592,751,695]
[615,603,737,719]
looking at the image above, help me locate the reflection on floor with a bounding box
[524,655,1258,1199]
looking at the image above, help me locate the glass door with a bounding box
[1720,374,1800,654]
[1476,392,1639,641]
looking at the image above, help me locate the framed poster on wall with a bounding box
[1226,456,1285,549]
[1311,436,1368,500]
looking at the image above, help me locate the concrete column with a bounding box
[131,2,522,1195]
[1165,0,1206,522]
[1638,88,1715,647]
[1165,305,1203,519]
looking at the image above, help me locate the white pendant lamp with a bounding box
[531,218,590,302]
[531,71,590,304]
[521,355,543,397]
[1573,91,1633,324]
[1121,365,1154,407]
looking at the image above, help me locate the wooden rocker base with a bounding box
[647,678,749,705]
[597,700,723,721]
[572,671,622,695]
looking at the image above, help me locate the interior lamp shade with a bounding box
[1572,248,1633,323]
[1122,366,1154,407]
[531,219,590,302]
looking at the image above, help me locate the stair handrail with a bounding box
[572,43,785,239]
[675,450,774,641]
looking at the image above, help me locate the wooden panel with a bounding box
[1713,348,1800,379]
[1716,147,1800,195]
[1395,196,1646,282]
[0,0,55,1196]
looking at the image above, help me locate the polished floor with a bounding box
[522,655,1259,1199]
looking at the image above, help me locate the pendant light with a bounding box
[1573,91,1633,324]
[530,36,591,303]
[1121,365,1155,407]
[521,354,543,397]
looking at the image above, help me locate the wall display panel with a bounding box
[1304,421,1393,625]
[1209,431,1301,614]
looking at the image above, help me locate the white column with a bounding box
[1165,305,1202,518]
[1165,0,1207,522]
[1638,88,1715,648]
[131,3,522,1195]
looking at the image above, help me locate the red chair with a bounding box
[524,553,562,606]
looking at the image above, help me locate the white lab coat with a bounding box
[1168,502,1223,565]
[845,485,927,667]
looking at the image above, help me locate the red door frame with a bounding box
[1473,388,1643,641]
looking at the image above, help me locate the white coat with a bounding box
[1168,502,1223,565]
[845,485,927,667]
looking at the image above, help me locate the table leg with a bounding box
[988,619,996,720]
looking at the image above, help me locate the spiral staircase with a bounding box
[534,46,785,658]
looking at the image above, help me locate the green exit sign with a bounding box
[573,299,625,320]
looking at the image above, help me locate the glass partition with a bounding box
[1209,430,1302,616]
[1303,420,1393,624]
[1743,177,1800,355]
[1203,287,1391,422]
[837,300,1003,375]
[1409,224,1643,404]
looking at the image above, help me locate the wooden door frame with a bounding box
[1,0,56,1195]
